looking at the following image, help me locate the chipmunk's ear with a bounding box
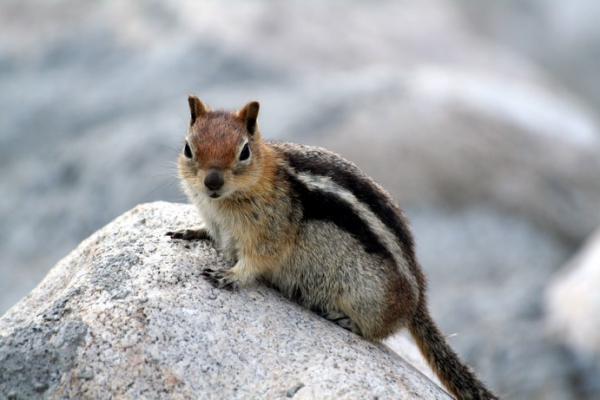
[188,95,208,125]
[237,101,260,135]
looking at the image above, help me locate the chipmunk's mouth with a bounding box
[206,187,233,200]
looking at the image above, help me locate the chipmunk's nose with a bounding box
[204,170,224,191]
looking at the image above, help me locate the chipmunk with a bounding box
[167,95,498,400]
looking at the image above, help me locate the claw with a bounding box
[201,268,237,291]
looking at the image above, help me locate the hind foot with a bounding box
[320,310,363,336]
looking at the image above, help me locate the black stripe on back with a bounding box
[283,168,393,259]
[275,143,416,264]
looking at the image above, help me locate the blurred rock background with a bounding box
[1,1,599,398]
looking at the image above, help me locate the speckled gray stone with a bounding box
[0,202,450,400]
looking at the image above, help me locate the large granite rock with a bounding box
[0,202,450,400]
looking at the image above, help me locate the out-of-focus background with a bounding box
[1,1,599,398]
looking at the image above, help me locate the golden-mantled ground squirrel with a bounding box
[167,95,498,400]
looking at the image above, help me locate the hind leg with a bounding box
[332,289,398,342]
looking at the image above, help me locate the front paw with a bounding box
[166,227,210,241]
[201,268,238,291]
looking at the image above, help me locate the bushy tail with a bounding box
[409,304,498,400]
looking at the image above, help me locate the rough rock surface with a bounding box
[0,202,451,400]
[546,228,600,397]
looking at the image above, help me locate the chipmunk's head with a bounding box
[179,95,264,200]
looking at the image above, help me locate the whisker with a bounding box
[142,176,180,201]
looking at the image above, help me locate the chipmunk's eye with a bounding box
[239,142,250,161]
[184,142,192,159]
